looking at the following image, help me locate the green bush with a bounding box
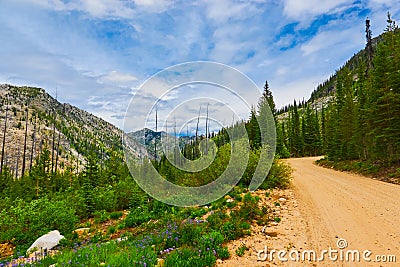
[0,197,78,247]
[235,243,248,257]
[221,221,238,241]
[198,231,224,252]
[260,158,292,189]
[179,222,203,245]
[93,186,117,212]
[124,207,151,227]
[217,247,230,260]
[207,211,228,230]
[93,210,110,224]
[109,211,124,220]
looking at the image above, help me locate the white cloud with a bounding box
[282,0,353,26]
[203,0,258,24]
[23,0,136,18]
[133,0,174,13]
[99,71,138,85]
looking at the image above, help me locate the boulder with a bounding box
[27,230,65,255]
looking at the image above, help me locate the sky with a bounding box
[0,0,399,133]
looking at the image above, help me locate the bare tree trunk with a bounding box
[51,110,57,174]
[174,117,177,165]
[154,109,158,161]
[55,125,61,174]
[29,116,37,173]
[21,108,29,176]
[15,147,20,179]
[165,120,168,156]
[205,104,209,155]
[0,104,8,174]
[195,106,201,158]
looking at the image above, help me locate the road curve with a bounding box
[286,157,400,266]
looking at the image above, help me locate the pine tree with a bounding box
[367,18,400,162]
[247,107,261,150]
[257,80,277,152]
[290,100,301,157]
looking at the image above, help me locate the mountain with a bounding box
[0,84,123,177]
[127,128,186,160]
[308,34,383,104]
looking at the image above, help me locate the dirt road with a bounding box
[288,157,400,266]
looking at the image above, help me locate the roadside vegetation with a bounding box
[0,73,292,266]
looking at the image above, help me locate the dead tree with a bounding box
[0,100,8,174]
[21,107,29,176]
[195,106,201,158]
[15,148,20,179]
[205,104,209,155]
[154,109,158,161]
[55,124,61,174]
[29,115,37,173]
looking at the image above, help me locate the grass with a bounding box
[316,157,400,184]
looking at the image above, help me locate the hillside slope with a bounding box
[0,84,123,177]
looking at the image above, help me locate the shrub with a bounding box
[217,247,230,260]
[0,197,78,248]
[235,243,248,257]
[92,186,117,212]
[110,211,123,220]
[221,221,238,241]
[260,158,292,189]
[198,231,224,252]
[124,207,151,228]
[107,226,116,235]
[207,211,228,230]
[93,210,110,224]
[179,222,203,245]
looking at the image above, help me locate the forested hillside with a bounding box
[271,14,400,181]
[0,84,123,179]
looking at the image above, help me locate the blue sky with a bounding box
[0,0,399,132]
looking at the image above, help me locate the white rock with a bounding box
[226,198,234,203]
[278,197,287,203]
[27,230,65,255]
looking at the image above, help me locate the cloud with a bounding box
[98,71,138,85]
[133,0,174,13]
[1,0,399,131]
[23,0,137,18]
[282,0,353,21]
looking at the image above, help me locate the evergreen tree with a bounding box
[290,100,301,157]
[246,107,261,150]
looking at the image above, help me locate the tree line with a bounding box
[268,13,400,167]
